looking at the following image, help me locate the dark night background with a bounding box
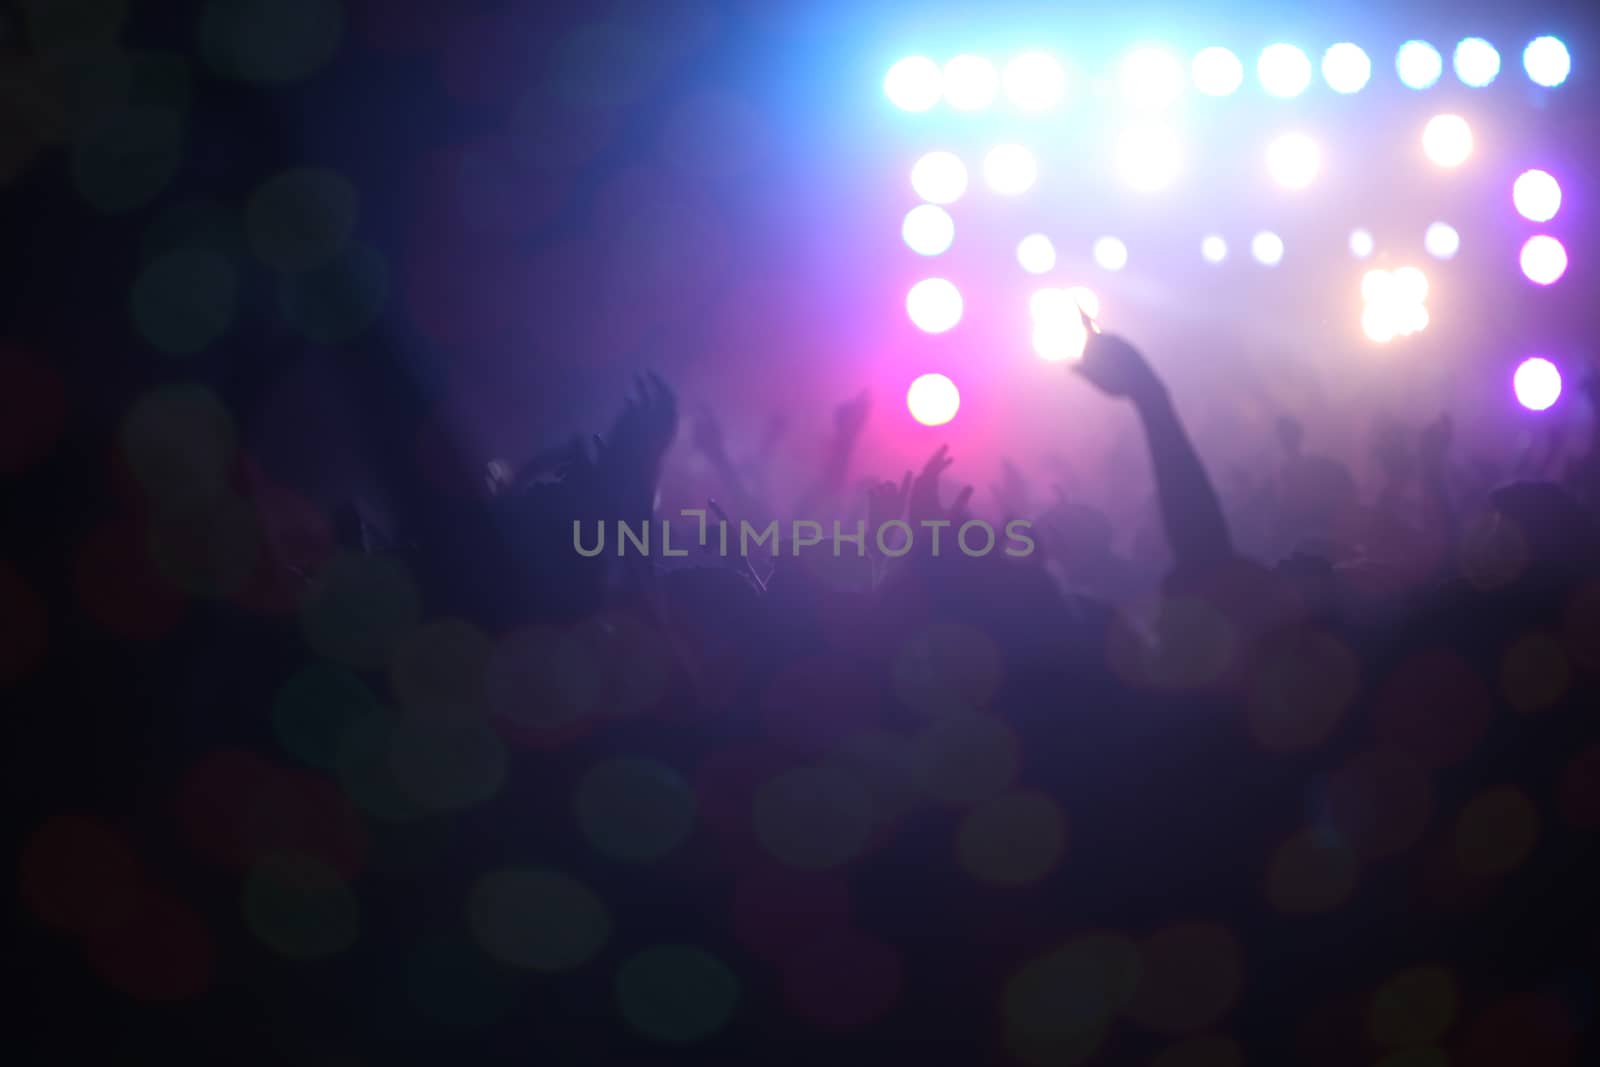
[7,1,1600,1063]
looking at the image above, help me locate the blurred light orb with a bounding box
[1362,303,1398,343]
[1201,235,1227,263]
[907,373,960,425]
[1453,38,1501,87]
[1425,222,1460,260]
[1115,127,1182,191]
[944,54,999,110]
[1406,304,1431,334]
[1029,287,1072,322]
[1120,46,1185,109]
[1323,43,1372,93]
[885,56,942,111]
[1422,114,1473,168]
[1033,317,1089,362]
[1259,44,1313,97]
[1361,269,1392,304]
[1193,47,1244,96]
[1514,357,1562,411]
[1004,51,1066,110]
[906,278,964,333]
[902,204,955,256]
[1093,236,1128,271]
[1524,37,1571,88]
[910,151,968,204]
[1017,234,1056,274]
[983,144,1037,195]
[1520,235,1568,285]
[1397,40,1444,89]
[1393,265,1429,304]
[1251,231,1285,266]
[1266,132,1321,189]
[1349,229,1375,258]
[1513,169,1561,222]
[1065,285,1101,319]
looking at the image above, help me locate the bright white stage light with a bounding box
[1032,319,1088,363]
[1259,44,1312,97]
[983,144,1037,195]
[1115,127,1182,191]
[1361,269,1392,304]
[1453,38,1501,87]
[1065,285,1100,320]
[1322,43,1372,93]
[1201,235,1227,263]
[1349,229,1375,258]
[884,56,942,111]
[1421,114,1473,168]
[1513,169,1562,222]
[902,204,954,256]
[1252,231,1284,266]
[1017,234,1056,274]
[1524,37,1571,88]
[1120,46,1185,109]
[944,54,998,110]
[1397,40,1443,89]
[910,151,968,204]
[1514,357,1562,411]
[1193,47,1243,96]
[1029,287,1071,322]
[1093,237,1128,272]
[1266,132,1320,189]
[907,373,960,425]
[1003,51,1066,111]
[1362,303,1398,343]
[1393,265,1429,304]
[906,278,963,333]
[1520,235,1568,285]
[1424,222,1460,260]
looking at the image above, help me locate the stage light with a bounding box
[1017,234,1056,274]
[1514,357,1562,411]
[1120,46,1185,110]
[944,54,999,110]
[1193,47,1243,96]
[983,144,1037,195]
[907,372,960,425]
[1266,132,1320,189]
[1520,235,1568,285]
[1093,237,1128,271]
[902,204,954,256]
[1422,114,1473,168]
[1201,235,1227,263]
[1115,127,1182,191]
[1405,304,1430,334]
[1453,38,1501,87]
[910,151,968,204]
[1397,40,1443,89]
[1252,231,1284,266]
[1524,37,1571,88]
[1425,222,1460,260]
[1513,169,1561,222]
[885,56,942,111]
[1004,51,1066,111]
[1259,44,1312,97]
[1032,317,1089,362]
[1362,303,1398,343]
[1393,265,1429,304]
[1065,285,1100,319]
[1322,43,1372,93]
[1029,287,1072,322]
[1361,268,1391,304]
[1349,229,1375,258]
[906,278,964,333]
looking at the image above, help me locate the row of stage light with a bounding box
[885,37,1572,112]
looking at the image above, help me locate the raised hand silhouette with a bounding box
[1073,307,1164,403]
